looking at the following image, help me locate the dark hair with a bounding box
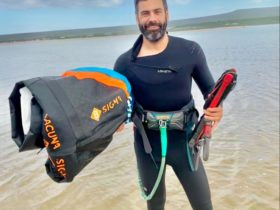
[134,0,168,13]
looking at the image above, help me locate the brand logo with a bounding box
[155,115,171,120]
[102,95,123,113]
[43,114,61,150]
[47,156,67,178]
[91,95,123,121]
[91,108,102,121]
[55,158,67,178]
[157,69,172,74]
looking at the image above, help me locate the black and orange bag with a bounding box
[9,67,133,182]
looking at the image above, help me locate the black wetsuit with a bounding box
[114,35,215,210]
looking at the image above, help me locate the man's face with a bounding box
[136,0,168,42]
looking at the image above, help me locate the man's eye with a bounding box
[141,12,149,17]
[155,10,162,15]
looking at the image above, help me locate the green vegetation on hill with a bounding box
[170,16,279,31]
[0,6,279,43]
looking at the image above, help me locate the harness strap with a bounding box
[132,114,157,168]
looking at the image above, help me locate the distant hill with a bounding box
[168,6,280,31]
[0,6,279,43]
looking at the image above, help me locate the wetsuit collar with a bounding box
[131,35,143,62]
[130,34,178,73]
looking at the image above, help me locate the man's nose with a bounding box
[148,12,157,22]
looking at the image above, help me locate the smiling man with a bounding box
[114,0,223,209]
[136,0,168,42]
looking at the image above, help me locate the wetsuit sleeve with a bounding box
[192,43,215,99]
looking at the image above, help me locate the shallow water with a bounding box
[0,24,279,210]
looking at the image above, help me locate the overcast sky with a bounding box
[0,0,279,35]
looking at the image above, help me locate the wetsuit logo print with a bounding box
[91,108,102,121]
[157,69,172,74]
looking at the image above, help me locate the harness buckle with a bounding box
[159,120,167,128]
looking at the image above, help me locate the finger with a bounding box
[204,110,221,117]
[204,108,220,115]
[206,107,222,112]
[204,115,221,121]
[204,108,223,120]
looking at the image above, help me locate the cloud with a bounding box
[0,0,125,9]
[169,0,192,5]
[250,0,270,3]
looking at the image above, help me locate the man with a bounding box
[114,0,223,209]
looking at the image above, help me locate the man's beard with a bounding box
[139,19,167,42]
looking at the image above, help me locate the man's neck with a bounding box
[138,33,169,57]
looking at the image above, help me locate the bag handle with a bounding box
[9,81,26,148]
[9,79,44,151]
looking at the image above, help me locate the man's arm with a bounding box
[192,43,223,127]
[192,43,214,99]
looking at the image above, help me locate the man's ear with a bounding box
[135,14,140,25]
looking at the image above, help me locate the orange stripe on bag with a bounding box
[62,71,129,98]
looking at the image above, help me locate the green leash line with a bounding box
[186,140,195,171]
[159,120,167,157]
[138,120,168,201]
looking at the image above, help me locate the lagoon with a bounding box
[0,24,279,210]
